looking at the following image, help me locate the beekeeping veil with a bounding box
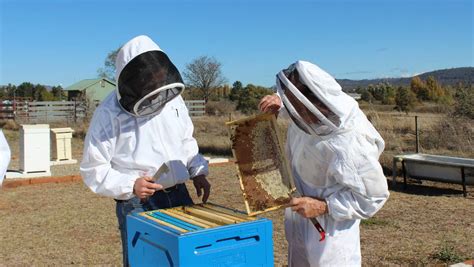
[276,61,359,136]
[115,35,185,117]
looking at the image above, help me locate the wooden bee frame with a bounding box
[227,113,295,216]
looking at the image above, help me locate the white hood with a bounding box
[295,60,357,126]
[115,35,162,82]
[277,60,384,154]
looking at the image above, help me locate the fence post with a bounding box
[415,115,419,153]
[74,100,77,123]
[46,103,49,123]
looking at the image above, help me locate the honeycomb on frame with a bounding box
[227,113,295,216]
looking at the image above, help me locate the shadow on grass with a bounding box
[388,178,471,197]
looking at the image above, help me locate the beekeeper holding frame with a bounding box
[259,60,389,266]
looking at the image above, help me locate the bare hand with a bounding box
[259,94,282,114]
[290,197,328,218]
[133,177,163,200]
[193,175,211,203]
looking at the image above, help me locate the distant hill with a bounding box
[336,67,474,92]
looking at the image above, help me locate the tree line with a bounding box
[355,77,473,118]
[0,83,65,102]
[3,49,471,120]
[96,48,473,118]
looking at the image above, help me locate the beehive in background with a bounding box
[227,113,295,216]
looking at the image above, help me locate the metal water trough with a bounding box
[392,153,474,197]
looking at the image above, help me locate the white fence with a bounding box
[184,100,206,117]
[0,101,86,123]
[0,99,206,123]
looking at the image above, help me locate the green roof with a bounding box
[64,78,116,91]
[64,78,116,102]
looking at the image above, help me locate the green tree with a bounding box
[183,56,227,103]
[0,87,5,99]
[354,86,364,94]
[236,84,273,114]
[410,76,429,101]
[0,83,16,98]
[16,82,35,99]
[367,84,379,101]
[34,85,54,101]
[97,48,120,81]
[395,86,417,113]
[452,85,474,119]
[425,76,445,102]
[51,85,65,100]
[360,89,374,103]
[367,83,395,104]
[381,83,396,105]
[229,81,243,101]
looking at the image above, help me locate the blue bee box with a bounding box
[127,203,273,267]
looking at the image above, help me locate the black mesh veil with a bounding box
[117,50,184,116]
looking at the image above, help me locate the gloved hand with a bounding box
[192,175,211,203]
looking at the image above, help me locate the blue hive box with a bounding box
[127,203,273,267]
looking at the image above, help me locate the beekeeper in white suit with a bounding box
[80,35,210,266]
[0,130,11,186]
[259,61,389,266]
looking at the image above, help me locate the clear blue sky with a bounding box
[1,0,472,87]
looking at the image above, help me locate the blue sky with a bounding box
[0,0,472,87]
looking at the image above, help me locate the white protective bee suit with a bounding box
[80,35,208,200]
[0,130,11,186]
[276,61,389,266]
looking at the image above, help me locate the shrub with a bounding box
[395,86,417,113]
[452,86,474,119]
[419,117,473,154]
[73,122,90,139]
[432,241,464,263]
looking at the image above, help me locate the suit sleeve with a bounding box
[80,110,137,200]
[179,99,209,178]
[325,144,389,221]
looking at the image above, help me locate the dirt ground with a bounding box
[0,164,473,266]
[1,115,473,266]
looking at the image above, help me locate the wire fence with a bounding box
[368,112,473,160]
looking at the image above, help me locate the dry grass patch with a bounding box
[1,109,472,265]
[1,165,472,265]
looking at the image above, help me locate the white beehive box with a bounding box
[20,124,51,174]
[51,127,74,161]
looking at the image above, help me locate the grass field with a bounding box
[0,164,473,265]
[0,108,473,265]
